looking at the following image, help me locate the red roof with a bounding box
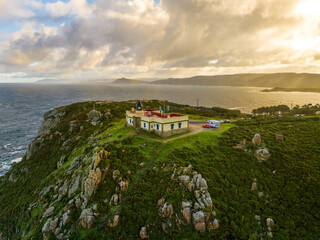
[129,109,185,118]
[143,109,184,118]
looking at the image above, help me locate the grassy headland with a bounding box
[0,100,319,239]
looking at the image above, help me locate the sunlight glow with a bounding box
[295,0,320,16]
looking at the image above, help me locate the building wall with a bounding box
[140,121,150,130]
[126,116,134,126]
[160,127,189,137]
[162,121,188,131]
[126,110,189,137]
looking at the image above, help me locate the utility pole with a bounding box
[197,98,199,110]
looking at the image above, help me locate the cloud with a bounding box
[0,0,38,19]
[44,0,93,18]
[0,0,320,81]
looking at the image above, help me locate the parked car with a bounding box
[207,120,221,128]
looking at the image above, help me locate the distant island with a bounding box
[262,87,320,93]
[112,73,320,88]
[113,77,147,84]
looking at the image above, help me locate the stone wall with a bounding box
[159,127,189,137]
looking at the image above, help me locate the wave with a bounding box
[11,157,22,163]
[9,150,23,155]
[4,143,12,149]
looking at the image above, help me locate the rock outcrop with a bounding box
[255,148,270,161]
[156,165,218,233]
[252,134,262,146]
[139,227,148,239]
[42,218,59,233]
[38,109,65,136]
[79,208,95,229]
[87,109,102,126]
[43,206,55,218]
[83,167,102,199]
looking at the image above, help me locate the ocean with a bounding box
[0,83,319,176]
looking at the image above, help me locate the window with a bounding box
[157,124,159,130]
[130,119,132,124]
[171,124,174,129]
[179,123,182,128]
[144,122,146,128]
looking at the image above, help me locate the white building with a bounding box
[126,101,189,137]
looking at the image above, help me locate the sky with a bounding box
[0,0,320,82]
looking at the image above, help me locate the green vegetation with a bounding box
[0,100,319,239]
[252,105,291,115]
[253,103,320,116]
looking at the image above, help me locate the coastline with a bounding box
[262,87,320,93]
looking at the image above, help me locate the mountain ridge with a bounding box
[113,73,320,88]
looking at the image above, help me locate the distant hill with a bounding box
[151,73,320,88]
[113,78,147,84]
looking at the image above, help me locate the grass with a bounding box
[187,114,241,121]
[154,123,235,164]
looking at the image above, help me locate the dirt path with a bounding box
[163,121,208,143]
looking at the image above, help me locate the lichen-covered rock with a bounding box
[266,218,274,227]
[255,148,270,161]
[157,197,165,207]
[183,165,192,174]
[207,219,219,231]
[119,180,129,192]
[67,157,81,173]
[160,203,174,218]
[43,206,55,218]
[109,194,119,206]
[69,176,80,197]
[251,181,258,191]
[83,167,101,199]
[139,227,148,239]
[87,110,102,125]
[79,208,95,229]
[178,175,194,192]
[112,170,120,181]
[94,150,109,169]
[62,212,71,226]
[38,109,65,136]
[58,181,69,199]
[181,201,192,209]
[39,185,54,196]
[26,137,42,160]
[252,134,262,146]
[193,211,206,224]
[57,156,66,169]
[194,222,206,231]
[109,215,120,227]
[182,207,191,224]
[42,218,58,232]
[69,120,78,133]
